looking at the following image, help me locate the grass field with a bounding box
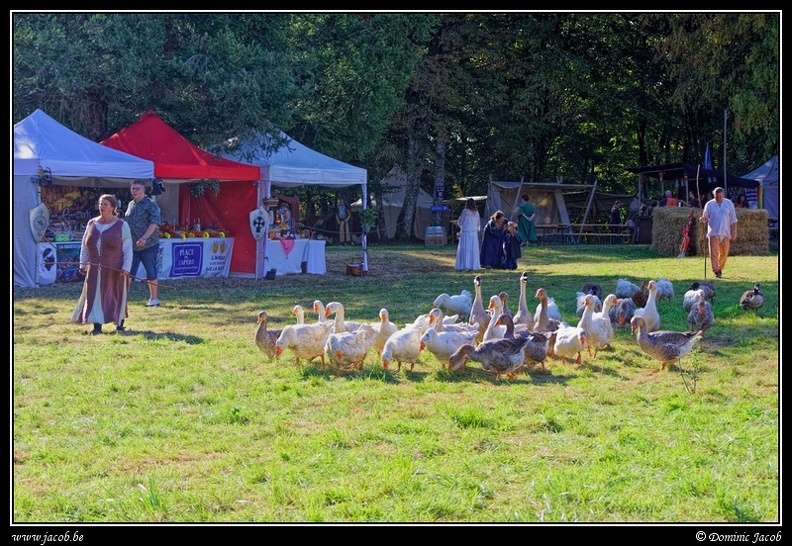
[12,243,779,528]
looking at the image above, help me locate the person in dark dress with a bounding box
[479,210,505,269]
[501,221,521,270]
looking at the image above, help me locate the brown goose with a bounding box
[448,336,532,379]
[512,271,535,331]
[255,311,282,360]
[687,293,715,335]
[630,316,702,371]
[495,313,552,373]
[468,275,490,344]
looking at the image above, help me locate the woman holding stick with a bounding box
[72,194,132,334]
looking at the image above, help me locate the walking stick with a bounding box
[694,164,707,280]
[41,236,177,289]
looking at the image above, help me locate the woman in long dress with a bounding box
[72,194,132,335]
[479,210,505,269]
[516,194,537,246]
[454,198,481,271]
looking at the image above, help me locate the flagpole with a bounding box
[723,109,728,193]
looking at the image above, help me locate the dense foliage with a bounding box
[13,12,779,238]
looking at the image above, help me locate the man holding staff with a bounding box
[700,186,737,279]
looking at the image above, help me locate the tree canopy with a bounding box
[13,11,779,239]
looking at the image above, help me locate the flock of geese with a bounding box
[255,273,766,379]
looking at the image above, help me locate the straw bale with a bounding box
[650,206,769,256]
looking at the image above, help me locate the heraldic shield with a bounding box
[249,206,269,241]
[30,202,50,241]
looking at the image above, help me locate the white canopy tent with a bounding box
[13,109,155,288]
[219,131,368,275]
[742,155,779,220]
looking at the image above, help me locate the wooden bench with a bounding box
[536,224,632,245]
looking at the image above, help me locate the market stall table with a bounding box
[134,236,235,280]
[264,239,326,275]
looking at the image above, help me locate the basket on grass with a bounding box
[346,263,363,277]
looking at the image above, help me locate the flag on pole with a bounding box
[703,143,713,170]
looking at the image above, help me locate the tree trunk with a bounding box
[431,136,447,227]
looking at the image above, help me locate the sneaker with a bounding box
[715,270,722,278]
[146,299,160,307]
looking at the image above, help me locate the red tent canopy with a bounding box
[100,110,260,181]
[101,110,262,275]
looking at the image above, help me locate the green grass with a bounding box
[12,243,779,524]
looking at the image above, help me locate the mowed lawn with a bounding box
[12,243,779,526]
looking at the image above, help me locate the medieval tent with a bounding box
[625,162,760,204]
[485,180,596,226]
[13,109,155,288]
[217,130,368,274]
[350,166,436,240]
[100,110,262,276]
[742,155,779,220]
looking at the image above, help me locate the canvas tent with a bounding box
[350,166,436,240]
[13,109,155,288]
[100,110,262,276]
[742,155,779,221]
[486,180,596,226]
[218,130,368,275]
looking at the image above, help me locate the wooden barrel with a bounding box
[424,225,446,246]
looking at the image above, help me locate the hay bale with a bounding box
[696,207,769,256]
[650,207,702,256]
[650,206,769,256]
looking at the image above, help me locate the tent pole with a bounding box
[579,179,598,234]
[260,179,271,279]
[362,183,368,273]
[508,176,524,222]
[723,109,728,193]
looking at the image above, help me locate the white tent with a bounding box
[350,166,436,239]
[219,130,368,275]
[13,109,155,288]
[742,155,779,220]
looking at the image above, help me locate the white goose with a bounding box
[291,304,306,324]
[482,295,507,341]
[633,280,660,332]
[419,327,477,369]
[324,301,365,333]
[381,318,432,372]
[325,324,378,373]
[429,307,477,334]
[312,300,327,323]
[552,324,587,366]
[373,308,399,359]
[433,290,473,318]
[682,287,705,313]
[275,321,334,368]
[588,293,618,357]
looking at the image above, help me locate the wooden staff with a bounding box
[41,236,177,289]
